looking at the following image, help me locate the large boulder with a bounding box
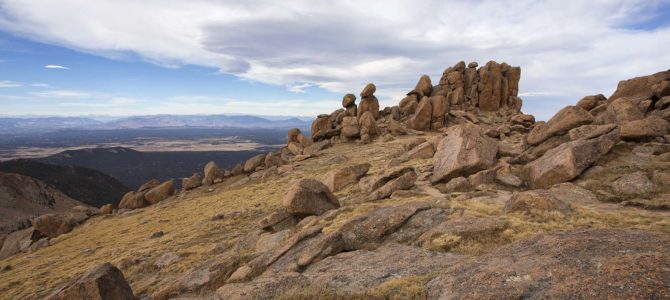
[264,152,283,168]
[46,263,134,300]
[0,227,44,259]
[431,123,498,183]
[524,130,619,188]
[182,173,203,191]
[427,229,670,299]
[357,96,380,120]
[32,212,89,239]
[322,163,371,192]
[311,115,332,140]
[360,167,418,201]
[607,97,644,123]
[118,191,148,210]
[342,93,356,108]
[244,154,266,173]
[360,83,376,98]
[287,128,301,143]
[609,70,670,101]
[410,96,433,130]
[144,180,175,205]
[611,171,655,197]
[137,179,160,193]
[526,106,594,146]
[203,161,223,186]
[576,94,606,111]
[413,75,433,98]
[282,179,340,217]
[478,61,503,111]
[358,111,378,136]
[620,116,670,140]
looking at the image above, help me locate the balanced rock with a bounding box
[322,163,371,192]
[357,96,380,120]
[46,263,134,300]
[360,83,376,98]
[342,93,356,108]
[432,123,498,183]
[282,179,340,217]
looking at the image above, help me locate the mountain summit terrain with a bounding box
[1,61,670,299]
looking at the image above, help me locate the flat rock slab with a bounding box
[427,229,670,299]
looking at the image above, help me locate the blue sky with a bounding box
[1,0,669,119]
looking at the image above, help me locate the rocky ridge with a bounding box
[1,62,670,299]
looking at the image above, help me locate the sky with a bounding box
[0,0,669,120]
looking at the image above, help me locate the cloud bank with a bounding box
[1,0,669,119]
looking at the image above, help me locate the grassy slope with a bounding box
[1,134,669,299]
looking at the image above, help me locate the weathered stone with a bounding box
[527,106,594,146]
[576,94,606,111]
[118,191,148,210]
[340,116,360,138]
[217,272,309,300]
[203,161,223,186]
[32,212,88,239]
[342,93,356,108]
[410,96,432,131]
[322,163,371,192]
[311,115,331,140]
[430,95,448,126]
[0,228,44,259]
[387,119,407,136]
[607,97,644,123]
[436,177,471,193]
[495,168,523,187]
[303,139,331,156]
[504,189,572,214]
[366,170,417,201]
[182,173,203,191]
[231,163,244,176]
[144,180,174,204]
[610,70,670,101]
[620,117,670,140]
[243,154,266,173]
[413,75,433,98]
[283,179,340,217]
[301,244,463,295]
[478,61,503,111]
[358,111,378,136]
[100,204,113,215]
[510,114,535,127]
[360,83,376,98]
[264,152,283,168]
[402,142,435,160]
[46,263,134,300]
[338,202,430,250]
[432,123,498,183]
[568,124,616,141]
[258,211,297,232]
[418,216,508,250]
[135,179,158,193]
[287,128,302,143]
[399,94,418,116]
[427,229,670,299]
[611,171,655,196]
[524,131,619,188]
[357,96,380,120]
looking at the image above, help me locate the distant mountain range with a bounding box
[0,114,312,133]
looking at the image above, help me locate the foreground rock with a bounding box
[0,227,44,259]
[427,229,670,299]
[283,179,340,217]
[46,263,134,300]
[432,123,497,183]
[32,212,89,239]
[322,163,371,192]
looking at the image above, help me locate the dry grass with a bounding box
[279,275,433,300]
[1,134,669,299]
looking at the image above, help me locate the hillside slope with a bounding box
[0,172,85,235]
[0,159,130,207]
[1,62,670,299]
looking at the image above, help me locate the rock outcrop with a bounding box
[283,179,340,217]
[431,123,497,183]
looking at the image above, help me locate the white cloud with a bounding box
[32,90,90,98]
[288,83,313,93]
[1,0,669,117]
[44,64,69,69]
[30,83,50,88]
[0,80,21,88]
